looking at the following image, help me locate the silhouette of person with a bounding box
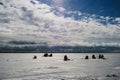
[43,53,48,57]
[49,53,53,57]
[33,55,37,59]
[101,54,105,59]
[99,54,105,59]
[85,55,89,59]
[64,55,69,61]
[92,54,96,59]
[98,54,102,59]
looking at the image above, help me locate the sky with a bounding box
[0,0,120,47]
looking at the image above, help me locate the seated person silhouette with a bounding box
[98,54,102,59]
[99,54,105,59]
[85,55,89,59]
[101,54,106,59]
[92,55,96,59]
[64,55,70,61]
[33,55,37,59]
[49,53,53,57]
[43,53,48,57]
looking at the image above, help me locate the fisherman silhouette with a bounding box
[98,54,102,59]
[99,54,105,59]
[43,53,48,57]
[101,54,106,59]
[85,55,89,59]
[49,53,53,57]
[92,55,96,59]
[64,55,70,61]
[33,55,37,59]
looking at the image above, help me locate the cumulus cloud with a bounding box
[0,0,120,47]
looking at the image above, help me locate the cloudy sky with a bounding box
[0,0,120,47]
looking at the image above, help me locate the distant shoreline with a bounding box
[0,52,120,53]
[0,46,120,53]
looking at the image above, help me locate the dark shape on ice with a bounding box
[101,54,105,59]
[99,54,106,59]
[64,55,70,61]
[92,55,96,59]
[33,55,37,59]
[106,74,118,77]
[49,53,53,57]
[85,55,89,59]
[106,75,111,77]
[112,74,118,77]
[43,53,53,57]
[98,54,101,59]
[43,53,48,57]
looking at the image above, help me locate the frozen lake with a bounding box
[0,53,120,80]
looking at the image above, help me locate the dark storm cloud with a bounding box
[8,41,36,45]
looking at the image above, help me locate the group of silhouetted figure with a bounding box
[33,53,53,59]
[33,53,106,61]
[85,54,106,60]
[33,53,71,61]
[43,53,53,57]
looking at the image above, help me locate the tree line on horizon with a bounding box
[0,45,120,53]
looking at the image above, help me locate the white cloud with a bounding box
[0,0,120,46]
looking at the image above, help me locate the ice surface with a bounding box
[0,53,120,80]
